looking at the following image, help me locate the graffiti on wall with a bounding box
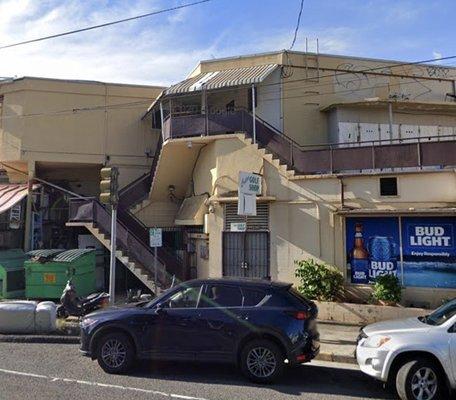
[333,62,451,100]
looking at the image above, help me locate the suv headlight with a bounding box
[362,335,391,348]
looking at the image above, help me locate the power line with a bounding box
[289,0,304,50]
[0,0,212,50]
[2,68,456,123]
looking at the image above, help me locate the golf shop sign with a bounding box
[238,172,261,216]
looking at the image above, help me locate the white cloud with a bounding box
[432,50,443,63]
[0,1,359,86]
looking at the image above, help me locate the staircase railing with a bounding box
[162,109,456,175]
[68,198,179,289]
[118,136,163,210]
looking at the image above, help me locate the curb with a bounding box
[316,352,357,365]
[0,334,79,344]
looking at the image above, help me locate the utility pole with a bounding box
[100,166,119,305]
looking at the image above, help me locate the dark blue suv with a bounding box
[80,278,319,383]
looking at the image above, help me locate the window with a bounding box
[380,177,398,196]
[242,288,267,307]
[201,285,243,308]
[164,285,202,309]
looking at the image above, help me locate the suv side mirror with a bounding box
[155,303,167,315]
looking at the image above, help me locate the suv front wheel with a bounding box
[240,339,285,383]
[97,332,135,374]
[396,358,445,400]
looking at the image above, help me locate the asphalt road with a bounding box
[0,342,395,400]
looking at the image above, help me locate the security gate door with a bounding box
[222,231,270,279]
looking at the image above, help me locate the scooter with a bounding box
[56,280,109,318]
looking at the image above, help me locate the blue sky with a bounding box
[0,0,455,85]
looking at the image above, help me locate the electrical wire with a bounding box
[289,0,304,50]
[1,55,456,122]
[0,0,212,50]
[3,67,456,122]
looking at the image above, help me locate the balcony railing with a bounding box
[162,110,456,175]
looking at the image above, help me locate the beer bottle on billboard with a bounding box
[350,223,370,283]
[353,223,369,259]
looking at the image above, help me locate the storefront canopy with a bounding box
[336,207,456,215]
[0,183,40,214]
[165,64,278,95]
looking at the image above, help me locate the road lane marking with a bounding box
[0,368,209,400]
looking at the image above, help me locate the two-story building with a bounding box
[81,49,456,307]
[0,77,164,290]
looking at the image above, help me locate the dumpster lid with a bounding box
[52,249,94,262]
[27,249,65,258]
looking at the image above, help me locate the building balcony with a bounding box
[161,109,456,175]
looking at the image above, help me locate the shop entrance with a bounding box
[222,231,270,279]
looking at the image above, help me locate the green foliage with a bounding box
[372,274,402,304]
[294,259,344,301]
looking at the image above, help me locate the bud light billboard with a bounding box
[346,217,399,284]
[401,217,456,288]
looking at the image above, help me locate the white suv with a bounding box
[356,299,456,400]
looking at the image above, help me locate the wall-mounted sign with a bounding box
[239,171,262,195]
[346,217,399,284]
[149,228,162,248]
[230,222,247,232]
[9,204,21,229]
[238,171,261,216]
[346,216,456,288]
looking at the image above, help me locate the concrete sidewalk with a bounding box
[316,321,360,364]
[0,319,361,366]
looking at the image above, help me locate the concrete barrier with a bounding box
[316,301,429,325]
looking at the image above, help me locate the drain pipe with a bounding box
[338,176,345,209]
[388,101,394,141]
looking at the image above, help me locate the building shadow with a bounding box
[130,360,395,399]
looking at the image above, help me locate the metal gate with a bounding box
[222,231,270,279]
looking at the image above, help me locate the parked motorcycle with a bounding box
[56,280,109,318]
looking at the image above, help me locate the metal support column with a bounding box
[24,162,35,252]
[109,206,117,305]
[159,101,164,139]
[252,84,256,144]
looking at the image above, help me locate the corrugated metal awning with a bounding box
[165,64,278,95]
[0,183,40,215]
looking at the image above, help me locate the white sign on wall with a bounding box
[239,171,262,195]
[238,171,261,216]
[149,228,163,248]
[230,222,247,232]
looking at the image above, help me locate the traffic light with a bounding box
[100,166,119,205]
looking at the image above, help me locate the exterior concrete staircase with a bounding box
[237,133,297,179]
[81,222,159,291]
[66,220,163,293]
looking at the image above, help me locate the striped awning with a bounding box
[0,183,40,215]
[165,64,278,95]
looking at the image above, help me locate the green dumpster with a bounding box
[25,249,96,299]
[0,249,27,299]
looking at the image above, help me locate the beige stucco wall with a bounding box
[182,135,456,308]
[185,51,456,146]
[0,77,165,189]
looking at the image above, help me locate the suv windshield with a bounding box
[420,298,456,326]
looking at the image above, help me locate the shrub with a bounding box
[294,259,344,301]
[372,274,402,304]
